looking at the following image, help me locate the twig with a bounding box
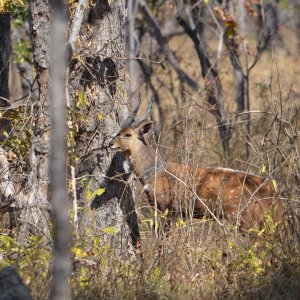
[71,166,78,237]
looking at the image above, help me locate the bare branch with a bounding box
[123,96,141,127]
[66,0,89,61]
[137,58,164,123]
[138,0,198,90]
[177,15,231,151]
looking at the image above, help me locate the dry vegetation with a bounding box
[74,22,299,299]
[1,1,300,299]
[69,16,300,299]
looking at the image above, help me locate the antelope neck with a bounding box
[128,142,163,181]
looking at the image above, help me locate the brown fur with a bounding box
[110,121,283,230]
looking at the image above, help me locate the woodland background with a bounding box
[0,0,299,299]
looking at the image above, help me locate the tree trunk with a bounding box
[0,13,11,142]
[0,13,10,106]
[2,0,140,255]
[49,0,71,297]
[16,0,53,241]
[69,0,140,256]
[291,0,300,50]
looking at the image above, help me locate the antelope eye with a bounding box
[125,133,132,138]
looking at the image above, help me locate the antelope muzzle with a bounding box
[109,136,120,149]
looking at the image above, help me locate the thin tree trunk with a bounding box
[49,0,70,298]
[0,13,10,106]
[291,0,300,50]
[0,13,11,142]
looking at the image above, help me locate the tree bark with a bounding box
[0,13,10,106]
[16,0,53,241]
[0,13,11,142]
[68,0,140,256]
[2,0,139,256]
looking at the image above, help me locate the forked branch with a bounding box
[177,16,231,152]
[138,0,198,90]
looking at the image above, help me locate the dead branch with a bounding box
[138,0,198,90]
[66,0,89,61]
[177,16,231,152]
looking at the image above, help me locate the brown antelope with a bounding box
[109,98,283,231]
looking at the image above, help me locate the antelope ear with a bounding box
[139,121,154,136]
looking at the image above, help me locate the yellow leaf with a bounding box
[102,226,119,235]
[272,179,277,191]
[2,131,8,138]
[87,187,105,201]
[72,247,88,258]
[176,218,186,228]
[76,90,88,107]
[259,164,266,176]
[97,112,105,122]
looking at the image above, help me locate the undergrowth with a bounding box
[1,216,299,299]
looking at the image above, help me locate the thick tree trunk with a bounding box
[69,0,140,255]
[0,13,14,230]
[3,0,139,255]
[16,0,53,241]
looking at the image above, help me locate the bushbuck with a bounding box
[109,98,283,231]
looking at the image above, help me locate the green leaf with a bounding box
[0,235,19,249]
[76,91,88,107]
[2,131,9,138]
[102,226,119,235]
[86,187,105,202]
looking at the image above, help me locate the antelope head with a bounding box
[109,96,154,155]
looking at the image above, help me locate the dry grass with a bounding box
[1,5,300,300]
[67,74,300,299]
[69,17,300,300]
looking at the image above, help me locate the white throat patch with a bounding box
[143,184,150,192]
